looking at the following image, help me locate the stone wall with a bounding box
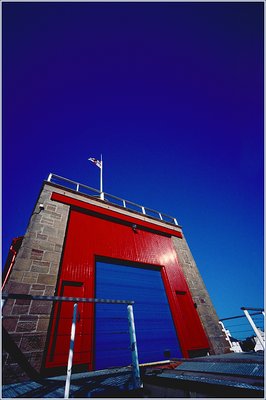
[172,234,231,355]
[2,183,70,383]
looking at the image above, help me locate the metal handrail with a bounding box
[47,173,179,226]
[2,293,141,398]
[1,293,134,305]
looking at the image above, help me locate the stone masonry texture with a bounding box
[172,235,231,355]
[2,182,70,383]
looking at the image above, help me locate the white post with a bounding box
[64,303,78,399]
[219,321,234,350]
[127,305,141,389]
[100,154,104,200]
[243,309,265,350]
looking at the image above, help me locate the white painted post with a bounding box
[127,305,141,390]
[64,303,78,399]
[243,309,265,350]
[219,321,234,351]
[47,173,53,182]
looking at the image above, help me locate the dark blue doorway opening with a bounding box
[95,260,182,370]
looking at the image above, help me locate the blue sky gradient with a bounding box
[2,2,264,322]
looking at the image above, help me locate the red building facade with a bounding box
[2,177,230,382]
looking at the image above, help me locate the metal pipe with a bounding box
[243,309,265,349]
[220,312,263,321]
[127,305,141,390]
[64,303,78,399]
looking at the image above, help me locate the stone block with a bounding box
[30,300,52,315]
[19,315,38,321]
[44,285,55,296]
[54,244,62,253]
[30,249,44,261]
[20,334,46,352]
[11,258,31,272]
[31,264,49,274]
[40,217,54,226]
[37,318,50,332]
[2,299,15,315]
[47,235,64,245]
[31,284,45,290]
[42,251,60,263]
[15,299,31,305]
[20,247,32,259]
[37,274,57,285]
[46,204,57,212]
[16,320,37,332]
[30,222,43,233]
[44,210,62,220]
[10,271,24,281]
[38,241,55,251]
[8,282,31,295]
[3,317,18,332]
[30,290,45,296]
[42,225,57,235]
[36,233,48,240]
[23,272,38,284]
[12,304,30,315]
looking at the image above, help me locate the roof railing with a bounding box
[47,173,179,226]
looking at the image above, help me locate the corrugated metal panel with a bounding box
[95,261,182,370]
[156,372,264,391]
[175,361,264,377]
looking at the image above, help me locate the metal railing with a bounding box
[47,173,179,226]
[219,307,265,353]
[2,293,141,399]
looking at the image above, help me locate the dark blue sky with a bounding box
[2,2,264,323]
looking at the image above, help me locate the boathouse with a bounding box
[2,174,230,383]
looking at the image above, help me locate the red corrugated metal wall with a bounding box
[45,194,209,370]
